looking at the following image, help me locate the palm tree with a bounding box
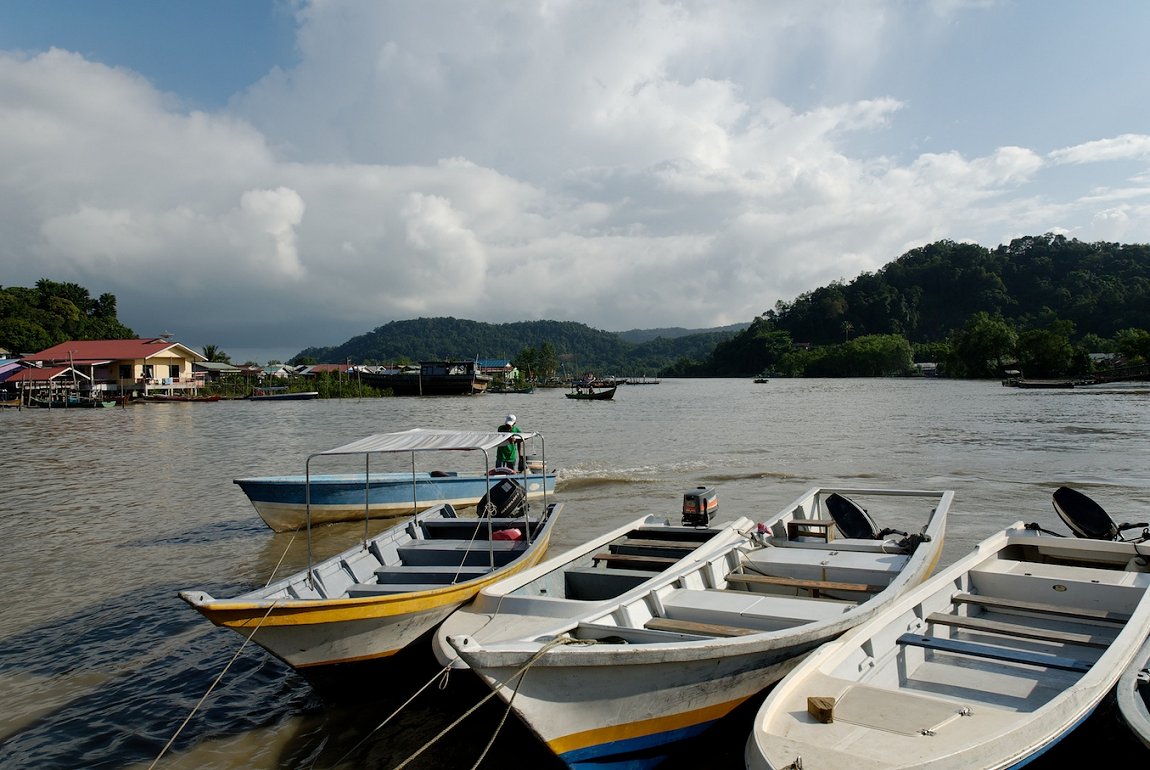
[201,344,231,363]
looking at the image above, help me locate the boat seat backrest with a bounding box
[564,566,655,601]
[343,550,382,583]
[743,545,909,586]
[968,559,1148,615]
[396,539,527,567]
[420,518,538,540]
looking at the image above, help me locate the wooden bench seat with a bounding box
[616,538,700,550]
[644,617,761,637]
[591,552,681,568]
[897,632,1094,672]
[952,592,1131,624]
[727,572,881,596]
[926,612,1117,648]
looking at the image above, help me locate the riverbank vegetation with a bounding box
[6,233,1150,380]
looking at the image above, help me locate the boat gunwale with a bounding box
[449,487,952,665]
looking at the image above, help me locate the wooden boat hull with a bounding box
[140,394,222,402]
[181,502,561,670]
[746,526,1150,770]
[235,471,559,532]
[446,487,950,768]
[247,390,319,400]
[565,386,616,400]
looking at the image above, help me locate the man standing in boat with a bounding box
[496,414,524,471]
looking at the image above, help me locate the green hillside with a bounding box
[694,234,1150,378]
[296,234,1150,379]
[292,318,737,374]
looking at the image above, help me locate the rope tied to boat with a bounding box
[149,599,281,770]
[1024,521,1067,537]
[265,526,302,586]
[336,635,594,770]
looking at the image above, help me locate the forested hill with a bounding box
[293,318,737,372]
[300,234,1150,376]
[694,233,1150,378]
[0,280,136,353]
[768,234,1150,345]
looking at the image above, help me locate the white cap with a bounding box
[504,414,516,425]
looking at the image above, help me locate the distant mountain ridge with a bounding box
[614,323,749,344]
[293,317,742,372]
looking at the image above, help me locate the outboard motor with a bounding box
[682,486,717,527]
[478,477,528,518]
[1052,486,1148,541]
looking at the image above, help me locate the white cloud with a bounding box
[1049,134,1150,165]
[2,2,1150,361]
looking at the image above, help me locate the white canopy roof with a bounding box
[314,427,537,457]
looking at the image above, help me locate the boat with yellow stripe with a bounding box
[179,428,561,676]
[442,486,950,768]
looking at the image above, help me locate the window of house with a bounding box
[119,365,131,380]
[169,364,180,379]
[142,365,153,379]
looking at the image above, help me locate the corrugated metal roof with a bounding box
[30,339,206,363]
[2,366,90,383]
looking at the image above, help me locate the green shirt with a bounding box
[496,424,522,467]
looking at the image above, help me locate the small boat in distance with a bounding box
[179,428,561,683]
[139,393,222,403]
[748,487,1150,770]
[565,385,616,400]
[565,372,617,399]
[247,387,319,401]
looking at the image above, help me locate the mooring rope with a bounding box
[326,635,593,770]
[265,527,302,586]
[149,599,281,769]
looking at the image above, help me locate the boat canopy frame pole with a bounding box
[298,429,546,588]
[305,457,314,587]
[364,454,373,545]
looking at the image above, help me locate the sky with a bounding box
[3,1,1150,364]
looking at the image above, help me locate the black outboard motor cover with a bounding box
[825,492,880,540]
[1052,486,1118,540]
[478,477,528,518]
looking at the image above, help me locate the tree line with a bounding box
[0,279,136,353]
[668,234,1150,378]
[6,232,1150,379]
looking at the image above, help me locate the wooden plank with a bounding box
[591,552,681,567]
[616,538,699,550]
[953,592,1130,624]
[787,519,835,542]
[897,633,1093,672]
[927,612,1116,648]
[727,572,879,595]
[644,617,760,637]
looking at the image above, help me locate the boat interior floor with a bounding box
[573,534,915,642]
